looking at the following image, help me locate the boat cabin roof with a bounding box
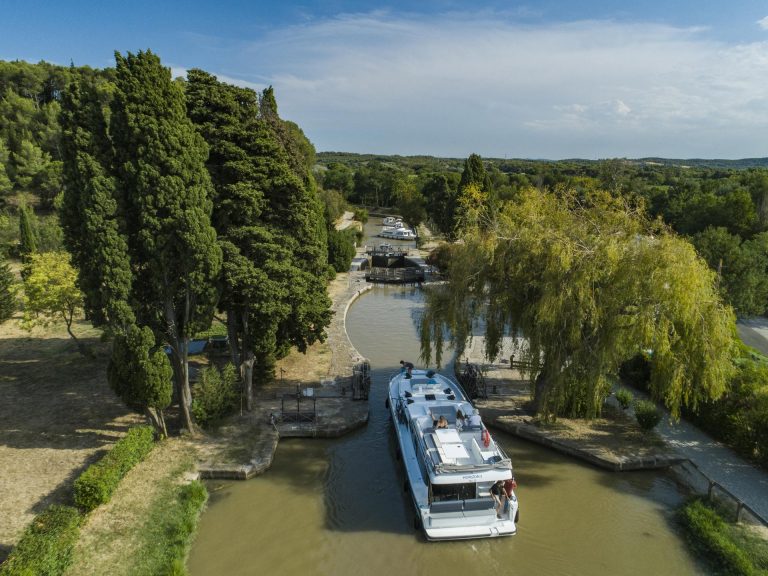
[394,371,512,480]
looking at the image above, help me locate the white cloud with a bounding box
[208,13,768,158]
[758,16,768,30]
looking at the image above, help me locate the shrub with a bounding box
[0,505,81,576]
[615,387,633,409]
[679,499,758,576]
[327,227,356,273]
[353,207,368,224]
[634,399,661,430]
[191,363,239,427]
[73,425,155,512]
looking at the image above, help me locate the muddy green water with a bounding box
[188,285,702,576]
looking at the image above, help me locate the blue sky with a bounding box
[3,0,768,159]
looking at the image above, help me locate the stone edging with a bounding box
[488,417,684,471]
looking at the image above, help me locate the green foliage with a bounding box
[0,505,81,576]
[685,347,768,468]
[21,252,83,341]
[73,425,155,512]
[59,72,134,328]
[319,188,346,225]
[692,227,768,317]
[17,204,36,262]
[615,388,633,409]
[0,257,16,322]
[156,481,208,576]
[420,186,736,420]
[327,227,357,273]
[134,480,208,576]
[678,499,765,576]
[108,324,172,435]
[191,363,239,427]
[392,176,426,231]
[322,162,355,198]
[352,207,368,224]
[633,399,662,430]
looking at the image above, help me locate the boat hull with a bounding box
[388,369,519,541]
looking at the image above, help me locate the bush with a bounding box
[634,399,661,430]
[615,387,633,409]
[191,363,239,427]
[353,207,368,224]
[0,505,81,576]
[679,499,758,576]
[327,227,357,273]
[73,425,155,512]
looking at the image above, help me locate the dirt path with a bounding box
[0,314,141,562]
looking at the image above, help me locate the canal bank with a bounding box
[195,271,372,480]
[463,336,768,528]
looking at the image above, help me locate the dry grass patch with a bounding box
[66,438,197,576]
[0,314,140,561]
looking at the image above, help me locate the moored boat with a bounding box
[387,368,519,540]
[379,227,417,240]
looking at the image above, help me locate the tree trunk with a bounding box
[226,306,240,369]
[532,370,551,417]
[164,298,195,433]
[243,352,255,411]
[240,307,255,411]
[65,314,90,357]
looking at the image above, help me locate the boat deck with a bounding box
[394,373,512,477]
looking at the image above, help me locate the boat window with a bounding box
[431,482,476,502]
[424,394,436,401]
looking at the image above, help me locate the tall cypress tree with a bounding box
[185,71,330,408]
[59,73,134,328]
[258,87,331,357]
[110,51,221,431]
[18,204,37,263]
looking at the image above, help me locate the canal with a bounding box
[188,283,702,576]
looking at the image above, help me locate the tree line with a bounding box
[317,153,768,317]
[1,53,338,435]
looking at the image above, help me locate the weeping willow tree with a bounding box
[420,186,736,420]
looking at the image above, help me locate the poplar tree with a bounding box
[421,187,736,420]
[110,51,221,431]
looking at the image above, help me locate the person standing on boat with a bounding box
[503,477,517,514]
[399,360,414,378]
[455,410,467,431]
[491,480,506,519]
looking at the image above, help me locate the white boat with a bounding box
[387,369,519,540]
[382,216,402,226]
[379,227,417,240]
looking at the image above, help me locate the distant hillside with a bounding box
[317,151,768,170]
